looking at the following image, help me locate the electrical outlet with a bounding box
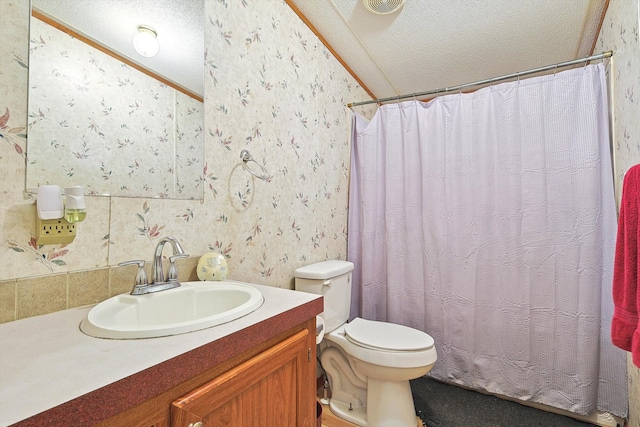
[35,217,77,245]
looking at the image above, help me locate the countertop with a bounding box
[0,281,323,426]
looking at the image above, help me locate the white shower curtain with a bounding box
[347,63,628,416]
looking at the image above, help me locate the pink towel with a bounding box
[611,164,640,368]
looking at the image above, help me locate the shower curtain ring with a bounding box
[554,63,558,75]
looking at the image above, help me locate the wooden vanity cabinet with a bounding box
[98,318,316,427]
[171,328,314,427]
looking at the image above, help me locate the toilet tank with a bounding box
[294,260,354,333]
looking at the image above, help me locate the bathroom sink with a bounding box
[80,281,263,339]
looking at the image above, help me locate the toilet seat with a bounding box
[344,317,434,351]
[325,319,437,369]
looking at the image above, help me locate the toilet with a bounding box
[294,260,437,427]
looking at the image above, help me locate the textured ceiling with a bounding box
[30,1,608,105]
[288,0,608,104]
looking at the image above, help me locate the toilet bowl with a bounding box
[294,260,437,427]
[322,319,437,426]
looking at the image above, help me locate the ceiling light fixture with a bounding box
[363,0,405,15]
[133,25,159,57]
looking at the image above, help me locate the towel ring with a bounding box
[240,149,269,181]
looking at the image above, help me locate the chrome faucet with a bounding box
[152,236,187,285]
[119,236,189,295]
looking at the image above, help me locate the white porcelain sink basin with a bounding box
[80,281,263,339]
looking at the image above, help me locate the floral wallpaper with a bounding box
[596,0,640,424]
[0,0,374,297]
[597,0,640,195]
[26,17,204,200]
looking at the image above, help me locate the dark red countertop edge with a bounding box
[12,297,323,427]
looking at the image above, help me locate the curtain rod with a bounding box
[347,51,613,108]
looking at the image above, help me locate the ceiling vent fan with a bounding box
[363,0,405,15]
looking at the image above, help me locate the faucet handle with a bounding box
[167,253,189,282]
[118,260,148,292]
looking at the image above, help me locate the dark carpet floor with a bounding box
[410,377,597,427]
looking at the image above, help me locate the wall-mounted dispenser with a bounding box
[36,185,64,220]
[35,185,83,245]
[63,186,86,223]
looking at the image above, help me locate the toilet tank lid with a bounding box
[294,260,354,280]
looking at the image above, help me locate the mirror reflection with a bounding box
[26,1,204,200]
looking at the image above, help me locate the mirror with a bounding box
[26,0,205,200]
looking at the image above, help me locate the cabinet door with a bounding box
[171,328,314,427]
